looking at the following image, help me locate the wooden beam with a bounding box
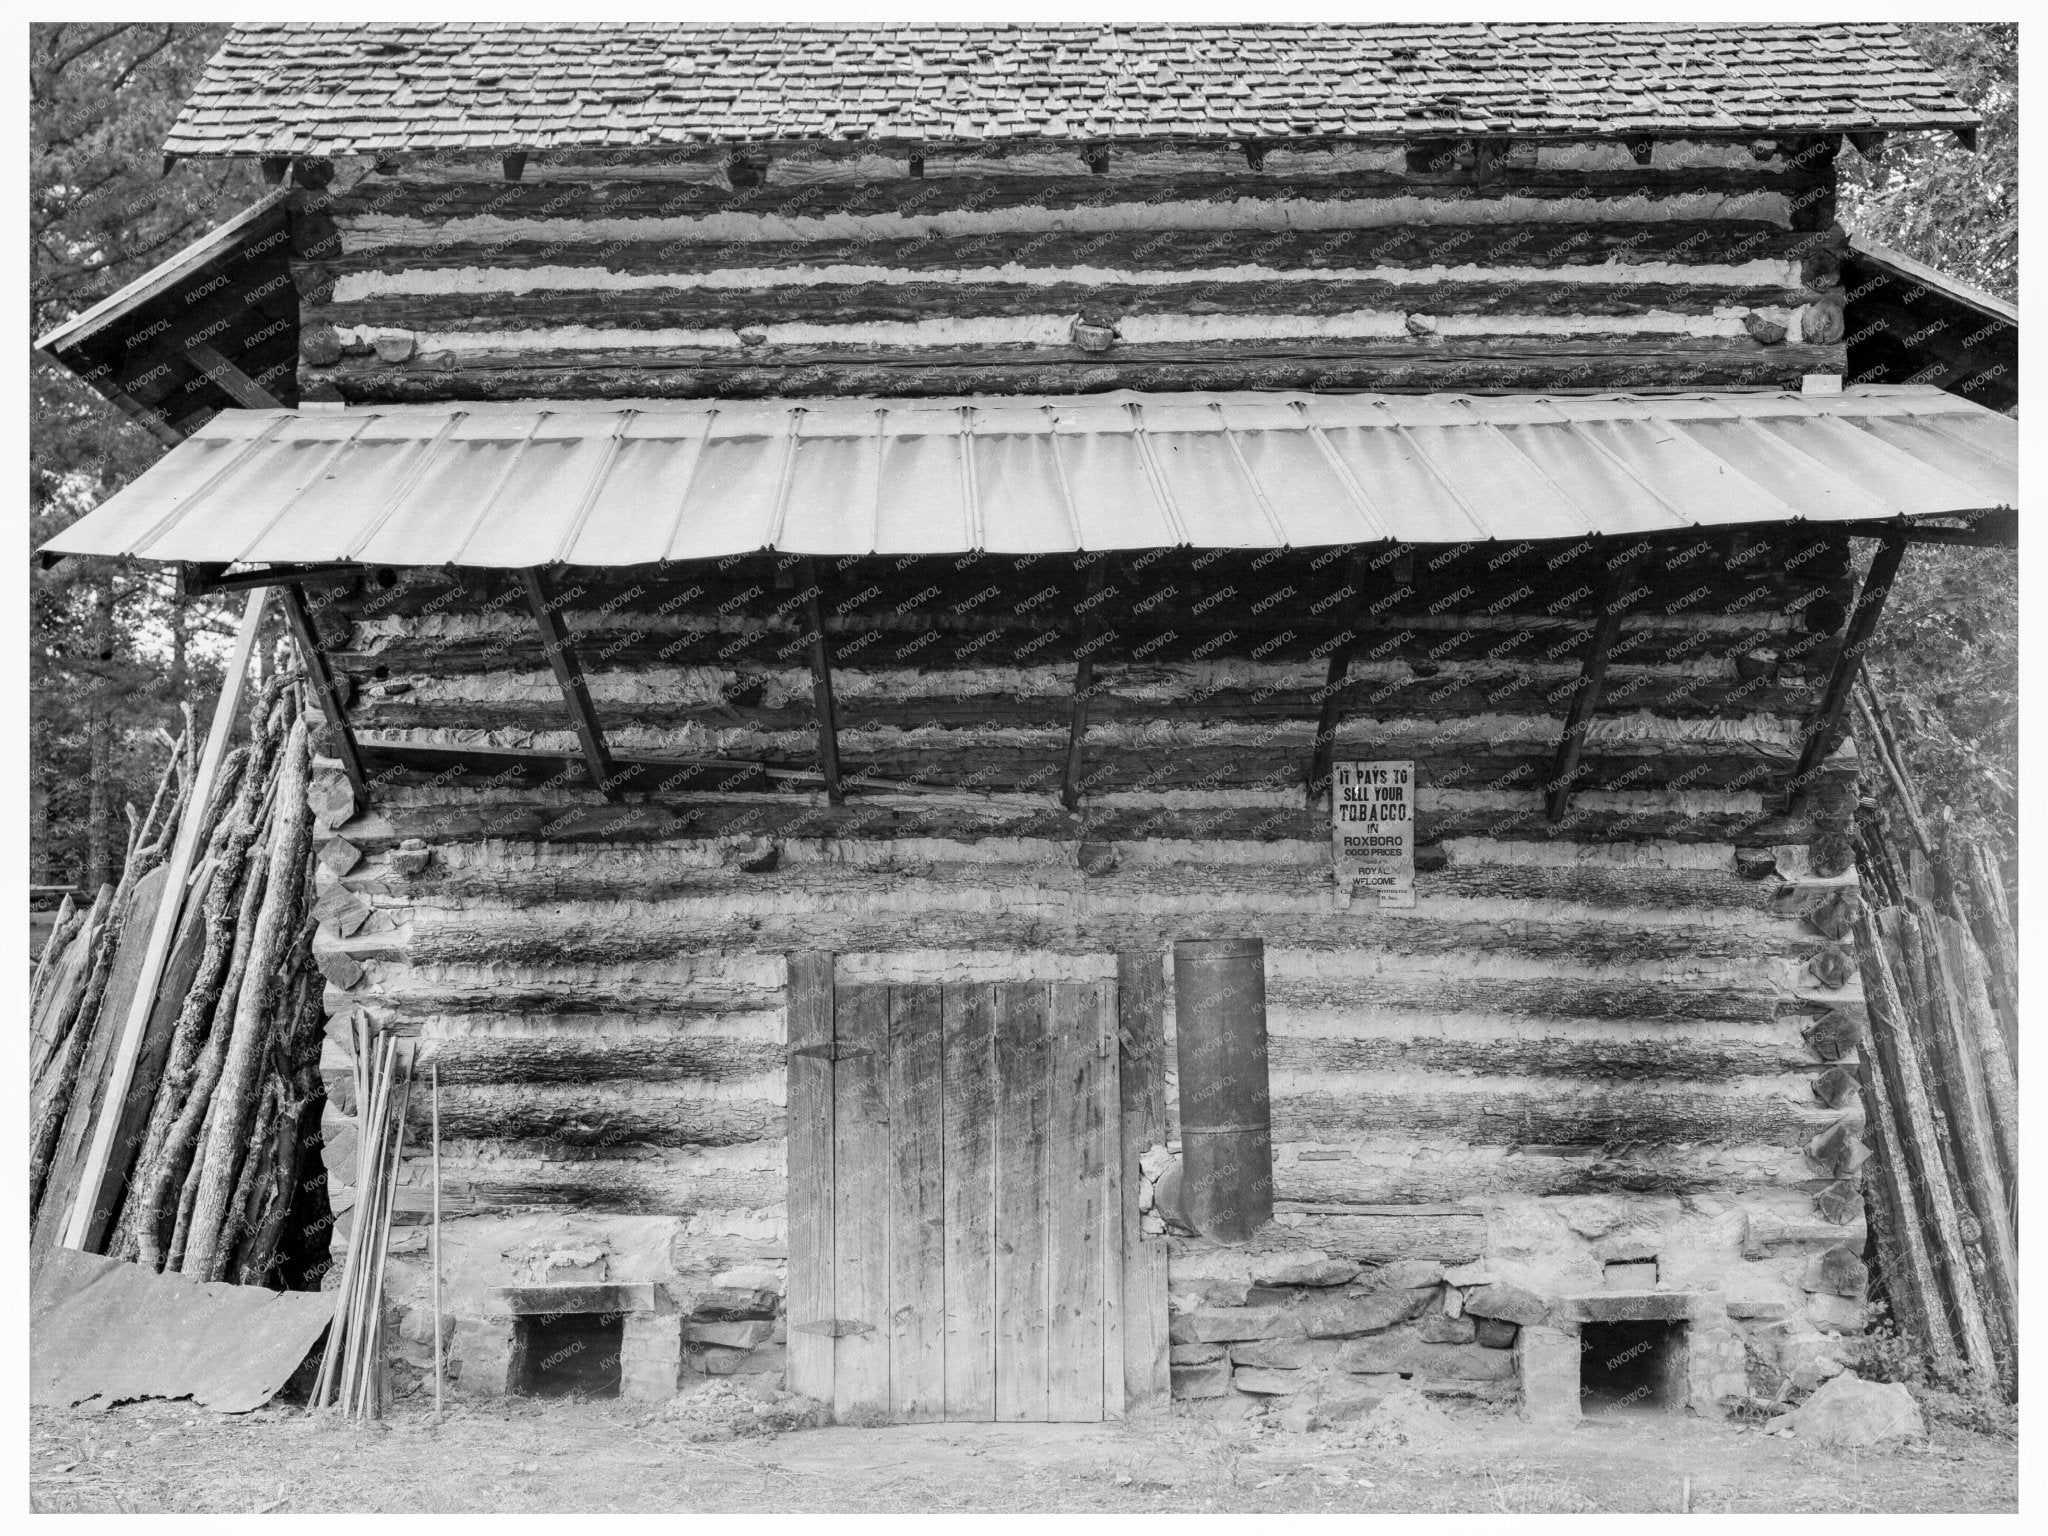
[800,560,842,804]
[62,587,270,1252]
[519,566,623,802]
[1877,512,2016,549]
[353,737,978,799]
[281,582,370,803]
[184,560,367,596]
[182,339,286,410]
[1546,548,1643,823]
[1792,529,1909,793]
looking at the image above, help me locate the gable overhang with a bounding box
[1844,239,2018,415]
[34,190,300,445]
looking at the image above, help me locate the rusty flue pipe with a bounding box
[1172,937,1274,1242]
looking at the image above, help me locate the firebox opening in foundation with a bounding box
[512,1312,624,1399]
[1579,1320,1687,1416]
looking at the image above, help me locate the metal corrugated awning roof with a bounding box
[42,387,2017,568]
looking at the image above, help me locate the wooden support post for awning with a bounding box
[799,561,842,804]
[184,560,370,596]
[1792,529,1911,795]
[519,565,622,802]
[281,581,369,803]
[1061,559,1109,812]
[1546,549,1644,823]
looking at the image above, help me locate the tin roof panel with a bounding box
[40,387,2016,569]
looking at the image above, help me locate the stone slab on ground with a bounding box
[1780,1374,1926,1447]
[1356,1386,1455,1445]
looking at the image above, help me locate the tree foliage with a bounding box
[1838,24,2019,869]
[30,23,262,891]
[1837,24,2017,303]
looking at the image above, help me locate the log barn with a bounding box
[38,23,2017,1427]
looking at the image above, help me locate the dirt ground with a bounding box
[29,1385,2017,1514]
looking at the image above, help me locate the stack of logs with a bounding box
[28,662,329,1292]
[1850,669,2018,1401]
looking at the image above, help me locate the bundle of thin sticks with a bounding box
[310,1020,415,1418]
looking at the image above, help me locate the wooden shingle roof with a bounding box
[165,22,1978,157]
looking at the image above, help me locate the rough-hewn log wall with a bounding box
[303,527,1869,1390]
[295,136,1850,403]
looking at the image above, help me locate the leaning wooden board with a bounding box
[31,866,169,1259]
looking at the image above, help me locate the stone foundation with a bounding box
[1159,1193,1873,1425]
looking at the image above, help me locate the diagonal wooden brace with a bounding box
[520,565,624,802]
[1545,548,1644,823]
[1791,529,1910,800]
[282,582,369,803]
[1305,548,1382,805]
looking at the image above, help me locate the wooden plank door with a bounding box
[786,958,1140,1423]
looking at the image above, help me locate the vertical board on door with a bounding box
[992,982,1052,1423]
[886,985,945,1422]
[1045,981,1112,1421]
[831,983,891,1420]
[941,983,998,1420]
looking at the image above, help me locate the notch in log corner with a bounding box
[1545,545,1645,823]
[1789,528,1910,806]
[518,566,626,802]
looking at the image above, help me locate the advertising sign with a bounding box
[1333,760,1415,909]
